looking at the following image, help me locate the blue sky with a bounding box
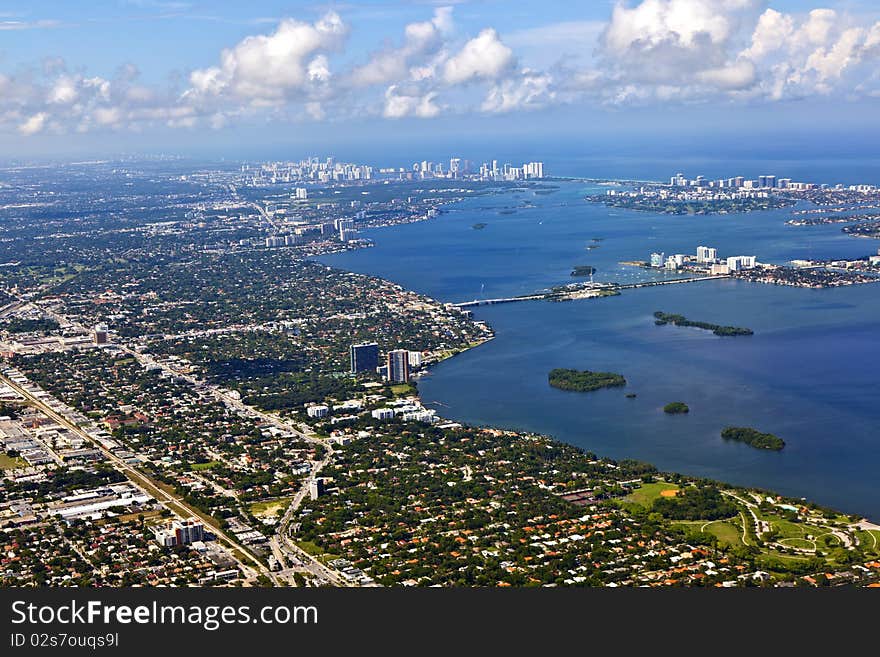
[1,1,879,159]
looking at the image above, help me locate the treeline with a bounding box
[652,485,738,520]
[242,373,361,411]
[2,318,60,334]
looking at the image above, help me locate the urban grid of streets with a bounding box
[2,159,880,588]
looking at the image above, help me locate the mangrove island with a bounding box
[654,311,754,337]
[721,426,786,451]
[549,368,626,392]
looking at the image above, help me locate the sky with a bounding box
[1,0,880,160]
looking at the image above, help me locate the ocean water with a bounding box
[320,180,880,519]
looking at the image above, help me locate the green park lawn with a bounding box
[675,519,745,547]
[189,460,221,471]
[623,481,680,508]
[856,530,880,554]
[296,540,340,564]
[391,383,416,397]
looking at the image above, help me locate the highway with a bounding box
[0,371,267,581]
[11,293,352,586]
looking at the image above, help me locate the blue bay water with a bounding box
[320,181,880,519]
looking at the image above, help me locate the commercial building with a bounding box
[350,342,379,374]
[386,350,410,383]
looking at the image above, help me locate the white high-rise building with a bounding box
[727,255,757,271]
[696,246,717,263]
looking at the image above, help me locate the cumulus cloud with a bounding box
[481,70,553,113]
[739,8,880,98]
[3,3,880,138]
[18,112,48,135]
[586,1,880,104]
[350,7,452,87]
[443,29,514,84]
[185,12,347,103]
[603,0,753,53]
[383,85,441,118]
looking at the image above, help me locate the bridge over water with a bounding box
[453,275,730,308]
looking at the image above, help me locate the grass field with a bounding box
[763,514,827,542]
[190,460,221,471]
[391,383,416,396]
[778,537,815,550]
[0,453,26,470]
[296,540,340,564]
[856,530,880,553]
[250,497,292,519]
[675,519,745,547]
[623,481,680,508]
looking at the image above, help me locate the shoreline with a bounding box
[315,191,877,524]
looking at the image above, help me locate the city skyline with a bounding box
[0,1,879,157]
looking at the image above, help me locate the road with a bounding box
[0,372,267,581]
[16,294,351,586]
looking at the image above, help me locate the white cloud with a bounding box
[4,3,880,138]
[740,9,794,61]
[186,12,347,102]
[695,59,756,90]
[603,0,755,54]
[444,29,514,84]
[383,85,440,118]
[18,112,48,135]
[740,8,880,98]
[47,76,78,104]
[482,70,553,113]
[350,7,453,87]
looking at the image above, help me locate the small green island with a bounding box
[663,402,689,414]
[472,223,487,230]
[653,311,753,337]
[721,426,785,451]
[548,368,626,392]
[570,265,596,277]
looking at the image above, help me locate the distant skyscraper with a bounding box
[350,342,379,374]
[386,349,410,383]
